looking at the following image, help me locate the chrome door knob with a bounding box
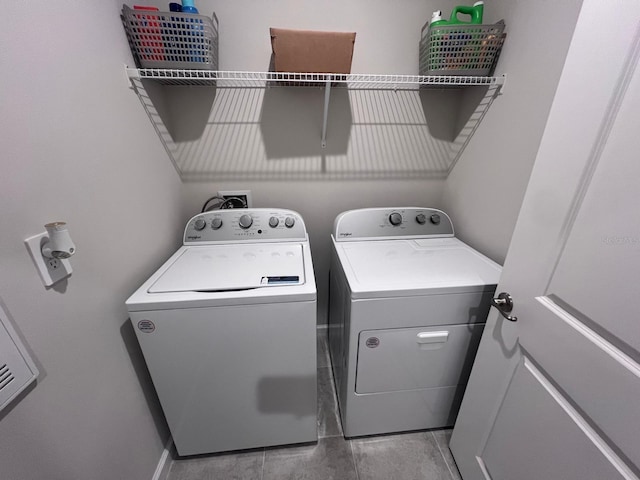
[491,292,518,322]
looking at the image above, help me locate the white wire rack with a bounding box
[126,68,505,89]
[126,66,505,176]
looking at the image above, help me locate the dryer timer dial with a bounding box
[389,213,403,226]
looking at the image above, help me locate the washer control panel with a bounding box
[184,209,307,244]
[333,207,454,241]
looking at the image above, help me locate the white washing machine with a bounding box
[328,207,501,438]
[126,209,317,456]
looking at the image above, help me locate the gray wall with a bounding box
[441,0,584,264]
[173,0,466,323]
[0,2,587,478]
[168,0,584,321]
[0,1,185,479]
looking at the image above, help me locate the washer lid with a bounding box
[148,244,305,293]
[336,237,501,298]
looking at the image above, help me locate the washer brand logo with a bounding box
[365,337,380,348]
[187,235,202,240]
[340,232,353,237]
[137,320,156,333]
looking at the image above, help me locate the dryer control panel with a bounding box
[184,209,307,244]
[333,208,454,241]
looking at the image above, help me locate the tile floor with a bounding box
[166,329,462,480]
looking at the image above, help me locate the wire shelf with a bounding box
[126,66,505,178]
[126,68,505,89]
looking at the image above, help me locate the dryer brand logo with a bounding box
[365,337,380,348]
[339,232,353,237]
[137,320,156,333]
[187,235,202,240]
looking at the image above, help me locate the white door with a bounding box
[450,2,640,479]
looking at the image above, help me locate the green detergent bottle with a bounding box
[448,1,484,70]
[427,2,484,72]
[449,1,484,24]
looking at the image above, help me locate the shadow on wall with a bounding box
[420,86,489,142]
[179,87,457,180]
[144,82,217,143]
[260,87,352,162]
[130,79,497,181]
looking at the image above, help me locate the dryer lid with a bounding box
[148,244,305,293]
[337,237,501,298]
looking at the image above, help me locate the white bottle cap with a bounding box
[431,10,443,22]
[473,1,484,6]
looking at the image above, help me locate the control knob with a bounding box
[415,214,426,225]
[430,214,441,225]
[389,212,403,226]
[284,216,295,228]
[194,218,206,231]
[211,218,223,230]
[239,214,253,229]
[269,216,279,228]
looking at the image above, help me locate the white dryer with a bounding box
[127,209,317,456]
[328,208,501,438]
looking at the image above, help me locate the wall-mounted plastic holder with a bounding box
[121,4,219,70]
[419,20,506,76]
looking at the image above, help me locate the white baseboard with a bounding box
[152,437,174,480]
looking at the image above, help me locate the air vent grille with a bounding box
[0,364,15,392]
[0,305,39,412]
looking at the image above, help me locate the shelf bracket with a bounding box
[124,65,140,90]
[321,75,332,148]
[497,74,507,95]
[125,66,183,178]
